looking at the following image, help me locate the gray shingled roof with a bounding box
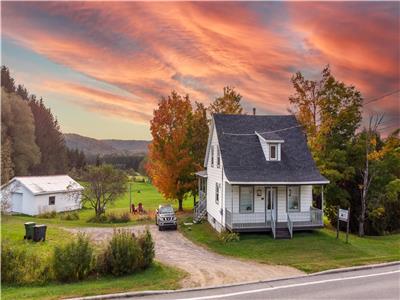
[258,131,283,141]
[214,114,328,183]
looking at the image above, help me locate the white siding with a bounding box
[277,186,287,221]
[206,124,224,227]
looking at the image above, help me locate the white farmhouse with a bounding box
[1,175,84,216]
[194,114,329,239]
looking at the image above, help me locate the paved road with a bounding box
[131,264,400,300]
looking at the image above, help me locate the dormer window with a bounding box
[255,131,283,162]
[269,144,277,160]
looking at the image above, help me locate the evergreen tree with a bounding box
[1,66,16,93]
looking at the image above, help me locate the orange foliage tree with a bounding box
[146,91,196,211]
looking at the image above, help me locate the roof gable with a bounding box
[213,114,328,183]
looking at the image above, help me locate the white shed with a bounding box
[1,175,84,216]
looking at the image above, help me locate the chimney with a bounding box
[253,107,256,116]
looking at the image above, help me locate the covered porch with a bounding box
[224,184,324,238]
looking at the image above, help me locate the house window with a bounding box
[49,196,55,205]
[215,183,220,205]
[217,145,221,168]
[269,144,278,160]
[239,186,253,213]
[287,186,300,212]
[211,145,214,167]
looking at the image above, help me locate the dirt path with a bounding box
[66,225,304,288]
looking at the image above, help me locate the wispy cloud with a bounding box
[2,2,398,137]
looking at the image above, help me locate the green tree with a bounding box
[289,66,363,227]
[82,164,127,217]
[29,97,68,175]
[209,86,244,115]
[1,89,40,177]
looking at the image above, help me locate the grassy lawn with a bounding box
[1,262,185,300]
[180,221,400,273]
[5,181,195,228]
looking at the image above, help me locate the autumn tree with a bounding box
[209,86,244,115]
[1,88,40,180]
[147,91,195,211]
[82,164,127,217]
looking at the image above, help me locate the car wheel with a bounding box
[159,226,163,231]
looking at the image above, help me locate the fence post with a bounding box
[336,206,340,239]
[346,207,350,243]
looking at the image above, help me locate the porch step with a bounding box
[275,227,291,239]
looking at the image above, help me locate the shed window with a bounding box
[211,145,214,167]
[215,183,220,205]
[217,145,221,168]
[49,196,55,205]
[287,186,300,212]
[239,186,254,213]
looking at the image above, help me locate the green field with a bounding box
[6,181,195,228]
[2,263,185,300]
[180,220,400,273]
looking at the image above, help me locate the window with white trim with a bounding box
[239,186,254,213]
[217,145,221,168]
[287,186,300,212]
[269,144,278,160]
[211,145,214,167]
[215,183,220,204]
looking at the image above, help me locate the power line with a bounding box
[222,125,303,136]
[364,89,400,105]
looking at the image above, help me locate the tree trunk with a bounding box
[193,193,197,207]
[178,198,183,211]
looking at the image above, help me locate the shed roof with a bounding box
[6,175,84,195]
[213,114,328,184]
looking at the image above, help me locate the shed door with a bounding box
[12,193,23,212]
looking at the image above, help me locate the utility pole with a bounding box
[129,182,132,213]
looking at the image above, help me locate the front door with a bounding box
[266,187,277,221]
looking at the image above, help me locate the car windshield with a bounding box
[159,206,174,214]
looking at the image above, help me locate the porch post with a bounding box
[321,185,324,218]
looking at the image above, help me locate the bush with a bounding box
[107,212,131,223]
[99,229,142,276]
[53,233,93,282]
[137,228,155,269]
[60,211,80,221]
[87,212,130,224]
[218,230,240,243]
[37,209,57,219]
[1,241,52,285]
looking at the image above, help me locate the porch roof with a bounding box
[195,170,208,178]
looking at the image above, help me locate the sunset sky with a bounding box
[2,1,399,140]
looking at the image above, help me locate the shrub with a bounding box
[60,211,80,221]
[1,241,52,285]
[107,212,131,223]
[87,212,130,224]
[137,228,155,269]
[37,209,57,219]
[99,229,142,276]
[218,230,240,243]
[53,233,93,282]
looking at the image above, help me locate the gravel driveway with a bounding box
[66,225,304,288]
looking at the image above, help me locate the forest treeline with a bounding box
[1,66,87,183]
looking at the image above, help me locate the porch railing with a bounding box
[287,214,293,239]
[310,206,323,225]
[225,209,269,229]
[271,209,276,239]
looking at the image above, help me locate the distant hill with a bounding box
[64,133,150,157]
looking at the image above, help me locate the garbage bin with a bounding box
[24,222,36,240]
[33,225,47,242]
